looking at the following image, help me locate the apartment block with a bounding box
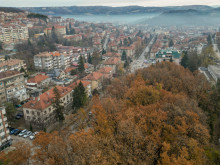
[23,86,73,129]
[34,52,71,71]
[0,107,11,150]
[0,59,26,73]
[0,71,28,103]
[0,24,29,43]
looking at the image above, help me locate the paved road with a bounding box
[212,38,220,60]
[130,35,156,73]
[103,34,110,50]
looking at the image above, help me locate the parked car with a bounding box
[10,129,19,135]
[18,129,27,137]
[15,114,21,120]
[14,129,21,136]
[17,112,24,117]
[29,132,39,140]
[23,131,32,138]
[8,127,14,132]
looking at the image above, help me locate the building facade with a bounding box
[0,107,11,150]
[0,71,28,103]
[23,86,73,129]
[0,59,26,73]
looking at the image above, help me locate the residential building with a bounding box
[0,59,26,73]
[27,74,51,89]
[34,52,53,71]
[0,24,29,43]
[97,67,113,79]
[0,71,28,103]
[23,86,73,129]
[103,57,121,73]
[0,107,12,150]
[34,52,71,71]
[83,72,104,91]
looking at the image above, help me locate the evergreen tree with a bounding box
[0,42,3,50]
[124,38,128,46]
[52,87,64,123]
[180,51,188,68]
[78,55,85,73]
[69,22,72,29]
[88,53,92,64]
[169,56,173,62]
[102,49,106,55]
[169,39,174,47]
[121,50,127,61]
[72,82,87,110]
[51,26,59,43]
[5,102,16,125]
[69,28,75,35]
[66,26,69,35]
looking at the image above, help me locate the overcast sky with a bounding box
[1,0,220,7]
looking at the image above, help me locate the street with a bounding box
[130,35,156,73]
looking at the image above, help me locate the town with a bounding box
[0,4,220,164]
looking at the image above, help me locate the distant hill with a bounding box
[21,5,214,15]
[0,7,23,13]
[144,8,220,26]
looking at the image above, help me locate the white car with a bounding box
[29,132,39,140]
[23,131,32,138]
[18,129,27,137]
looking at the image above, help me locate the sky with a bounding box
[1,0,220,7]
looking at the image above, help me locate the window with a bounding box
[32,111,35,115]
[26,110,29,114]
[27,116,30,120]
[37,112,40,116]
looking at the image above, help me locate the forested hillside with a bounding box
[1,62,220,164]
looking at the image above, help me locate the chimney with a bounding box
[37,97,40,101]
[47,92,50,95]
[33,97,35,101]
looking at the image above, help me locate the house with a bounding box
[27,74,51,89]
[23,86,73,129]
[97,67,113,79]
[83,72,104,91]
[84,63,94,74]
[103,57,120,73]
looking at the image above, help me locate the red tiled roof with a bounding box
[97,67,112,74]
[68,80,91,89]
[64,66,77,73]
[27,74,49,84]
[0,70,22,79]
[103,57,120,65]
[83,72,103,81]
[23,86,72,110]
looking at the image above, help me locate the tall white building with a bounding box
[0,107,11,150]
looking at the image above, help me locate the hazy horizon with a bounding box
[1,0,220,8]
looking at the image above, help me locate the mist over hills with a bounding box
[19,5,220,26]
[20,5,216,15]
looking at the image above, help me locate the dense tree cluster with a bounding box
[1,62,220,164]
